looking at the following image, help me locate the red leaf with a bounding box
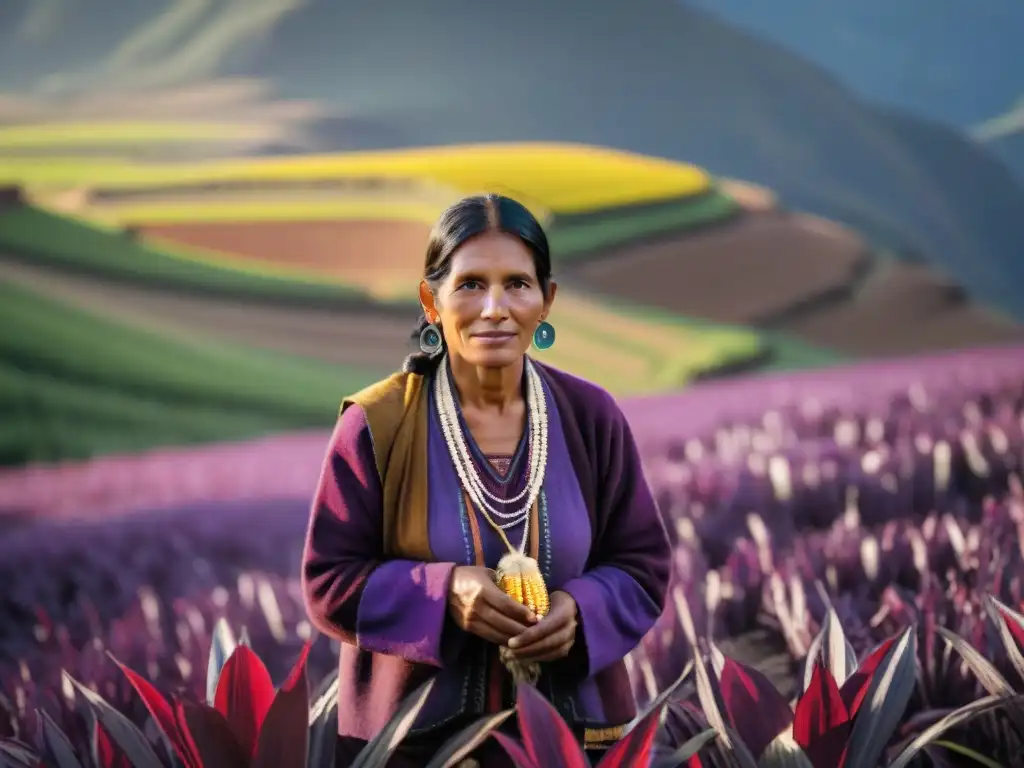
[993,600,1024,651]
[594,705,661,767]
[213,645,276,756]
[94,721,131,768]
[280,641,312,693]
[515,684,588,768]
[180,701,248,768]
[718,658,794,759]
[793,661,851,768]
[838,637,896,716]
[492,731,540,768]
[251,644,311,768]
[113,657,198,767]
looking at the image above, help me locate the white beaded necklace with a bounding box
[434,354,548,555]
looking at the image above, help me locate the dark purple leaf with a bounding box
[595,703,663,767]
[38,709,84,768]
[423,710,514,768]
[650,729,717,768]
[792,661,851,768]
[180,701,247,768]
[842,627,917,768]
[515,683,587,768]
[251,642,311,768]
[718,658,793,759]
[111,654,197,767]
[64,672,163,768]
[349,677,435,768]
[492,731,539,768]
[213,645,276,757]
[888,695,1021,768]
[94,721,131,768]
[838,637,896,716]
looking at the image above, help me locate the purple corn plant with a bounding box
[655,591,1017,768]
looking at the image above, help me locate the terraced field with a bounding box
[568,209,1024,356]
[0,276,375,465]
[0,182,774,465]
[2,142,713,216]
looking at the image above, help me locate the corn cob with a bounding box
[496,553,549,617]
[496,553,549,686]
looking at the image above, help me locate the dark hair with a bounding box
[403,193,553,374]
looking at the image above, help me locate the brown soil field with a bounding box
[777,260,1024,355]
[570,210,869,324]
[0,257,413,372]
[567,209,1024,356]
[141,219,431,300]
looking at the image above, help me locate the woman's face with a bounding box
[421,230,555,370]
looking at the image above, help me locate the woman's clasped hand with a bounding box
[447,565,578,661]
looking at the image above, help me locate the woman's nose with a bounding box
[480,287,509,319]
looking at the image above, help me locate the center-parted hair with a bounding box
[403,194,553,374]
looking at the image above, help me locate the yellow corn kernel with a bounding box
[496,554,550,618]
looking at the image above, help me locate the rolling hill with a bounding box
[4,1,1024,320]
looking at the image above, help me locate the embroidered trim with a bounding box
[584,725,626,746]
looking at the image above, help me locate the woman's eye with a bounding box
[510,280,527,290]
[459,280,481,290]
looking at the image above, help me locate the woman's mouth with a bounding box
[472,330,517,345]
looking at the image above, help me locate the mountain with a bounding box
[238,0,1024,318]
[4,0,1024,319]
[677,0,1024,131]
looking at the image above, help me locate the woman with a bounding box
[302,194,671,766]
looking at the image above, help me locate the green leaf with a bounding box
[887,695,1019,768]
[932,740,1005,768]
[423,710,514,768]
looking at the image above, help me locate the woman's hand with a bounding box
[448,565,538,644]
[506,590,578,662]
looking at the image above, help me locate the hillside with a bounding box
[215,0,1024,320]
[4,1,1024,320]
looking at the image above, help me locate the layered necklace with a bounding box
[434,354,548,556]
[435,354,553,683]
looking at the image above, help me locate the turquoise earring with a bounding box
[533,321,555,350]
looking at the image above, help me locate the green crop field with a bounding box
[550,189,741,261]
[0,206,367,306]
[0,278,378,463]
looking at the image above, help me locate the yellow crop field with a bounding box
[544,293,761,395]
[2,142,711,215]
